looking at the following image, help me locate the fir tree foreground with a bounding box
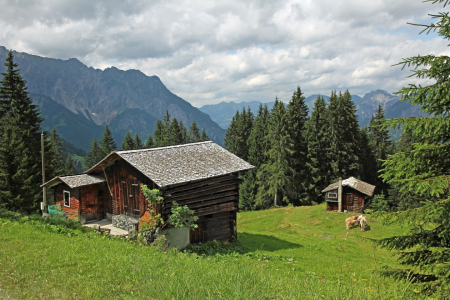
[374,0,450,294]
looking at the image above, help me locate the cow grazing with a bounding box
[345,215,361,230]
[359,216,367,231]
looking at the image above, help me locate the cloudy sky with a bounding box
[0,0,448,107]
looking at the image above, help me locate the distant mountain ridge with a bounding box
[0,46,226,150]
[199,90,428,132]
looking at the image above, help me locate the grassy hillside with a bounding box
[0,205,427,299]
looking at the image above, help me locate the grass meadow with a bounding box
[0,204,432,299]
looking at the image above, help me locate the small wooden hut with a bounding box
[322,177,375,213]
[42,141,254,243]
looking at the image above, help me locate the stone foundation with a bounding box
[112,214,139,231]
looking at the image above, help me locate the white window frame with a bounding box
[63,190,70,207]
[328,192,338,199]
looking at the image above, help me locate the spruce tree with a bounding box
[286,86,309,205]
[64,153,76,175]
[100,125,117,157]
[200,128,208,141]
[369,104,391,193]
[188,121,201,143]
[134,133,143,149]
[240,104,270,211]
[144,134,154,148]
[256,98,293,209]
[121,131,135,150]
[169,118,183,144]
[179,120,188,143]
[375,1,450,292]
[85,138,103,169]
[224,110,240,154]
[358,127,378,185]
[0,50,43,212]
[328,90,360,180]
[0,115,37,211]
[305,96,332,203]
[224,108,253,160]
[47,128,65,177]
[153,120,167,147]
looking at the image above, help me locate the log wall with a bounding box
[99,159,158,219]
[80,183,105,217]
[162,174,240,243]
[54,184,80,219]
[326,187,368,213]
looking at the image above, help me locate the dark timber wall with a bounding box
[54,183,80,219]
[162,173,240,243]
[325,187,368,213]
[99,159,159,219]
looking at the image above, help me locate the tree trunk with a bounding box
[274,184,277,207]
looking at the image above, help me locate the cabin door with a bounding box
[190,221,206,244]
[344,194,353,212]
[122,178,142,218]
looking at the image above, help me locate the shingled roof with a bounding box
[41,174,106,189]
[88,141,255,188]
[321,177,376,197]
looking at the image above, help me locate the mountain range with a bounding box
[199,90,429,131]
[0,46,226,151]
[0,46,431,150]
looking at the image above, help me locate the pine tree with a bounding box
[179,120,188,144]
[256,98,294,209]
[153,120,167,147]
[144,134,154,148]
[224,108,254,160]
[85,138,103,168]
[0,50,43,212]
[224,110,240,154]
[121,131,135,150]
[240,104,270,211]
[0,115,37,211]
[286,86,309,205]
[200,128,208,141]
[134,133,143,149]
[64,153,76,175]
[100,125,117,157]
[375,1,450,292]
[47,128,65,177]
[358,127,378,185]
[169,117,183,144]
[188,121,201,143]
[368,104,391,193]
[247,104,270,168]
[305,96,332,204]
[328,90,360,180]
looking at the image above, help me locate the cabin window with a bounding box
[63,191,70,207]
[328,192,337,199]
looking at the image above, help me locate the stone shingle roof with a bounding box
[42,174,106,189]
[114,141,254,187]
[321,177,376,197]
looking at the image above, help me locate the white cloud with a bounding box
[0,0,448,106]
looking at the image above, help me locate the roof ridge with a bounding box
[116,141,213,154]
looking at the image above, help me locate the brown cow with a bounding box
[345,215,362,230]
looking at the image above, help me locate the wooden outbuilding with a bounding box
[42,141,254,243]
[322,177,375,213]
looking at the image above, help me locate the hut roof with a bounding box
[41,174,106,189]
[321,177,376,197]
[88,141,254,188]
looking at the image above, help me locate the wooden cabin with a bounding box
[42,141,254,243]
[322,177,375,213]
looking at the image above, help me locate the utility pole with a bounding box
[41,132,47,213]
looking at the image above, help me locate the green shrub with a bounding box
[167,201,198,230]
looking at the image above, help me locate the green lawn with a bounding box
[0,205,428,299]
